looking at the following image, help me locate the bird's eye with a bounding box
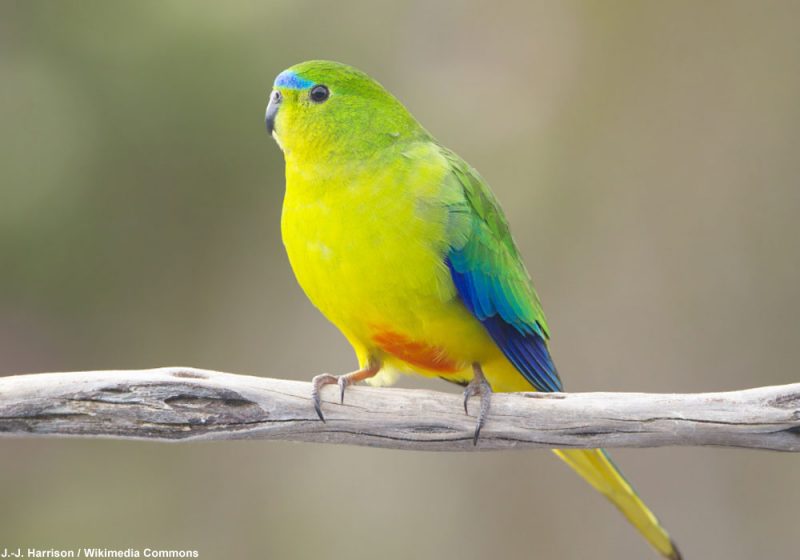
[309,85,330,103]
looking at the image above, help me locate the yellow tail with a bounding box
[554,449,681,560]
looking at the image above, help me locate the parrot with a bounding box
[265,60,681,560]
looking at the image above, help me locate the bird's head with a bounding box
[265,60,424,160]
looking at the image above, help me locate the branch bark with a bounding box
[0,367,798,451]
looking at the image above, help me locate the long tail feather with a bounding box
[554,448,682,559]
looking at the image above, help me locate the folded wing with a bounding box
[442,150,562,392]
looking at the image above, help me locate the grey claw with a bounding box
[472,423,482,446]
[463,364,492,446]
[311,373,337,422]
[313,398,326,423]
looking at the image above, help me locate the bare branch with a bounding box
[0,367,797,451]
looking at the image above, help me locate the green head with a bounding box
[265,60,425,160]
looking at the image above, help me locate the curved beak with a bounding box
[265,90,282,135]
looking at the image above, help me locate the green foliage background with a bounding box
[2,1,799,558]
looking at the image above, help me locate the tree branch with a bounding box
[0,367,797,451]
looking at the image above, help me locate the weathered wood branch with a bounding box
[0,367,798,451]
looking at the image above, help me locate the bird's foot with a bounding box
[463,363,492,445]
[311,363,379,422]
[310,373,337,421]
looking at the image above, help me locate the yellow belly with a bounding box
[280,151,501,383]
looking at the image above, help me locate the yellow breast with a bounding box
[280,143,497,376]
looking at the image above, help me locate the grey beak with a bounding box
[265,90,282,134]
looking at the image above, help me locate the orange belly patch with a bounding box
[372,329,462,373]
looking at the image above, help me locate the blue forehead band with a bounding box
[274,71,314,90]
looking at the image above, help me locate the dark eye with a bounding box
[309,85,330,103]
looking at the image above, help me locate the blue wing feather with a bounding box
[442,150,562,393]
[447,258,562,392]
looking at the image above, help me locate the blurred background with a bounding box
[2,1,799,558]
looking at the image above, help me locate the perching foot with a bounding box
[463,363,493,445]
[310,362,380,421]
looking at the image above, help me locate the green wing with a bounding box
[442,150,562,392]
